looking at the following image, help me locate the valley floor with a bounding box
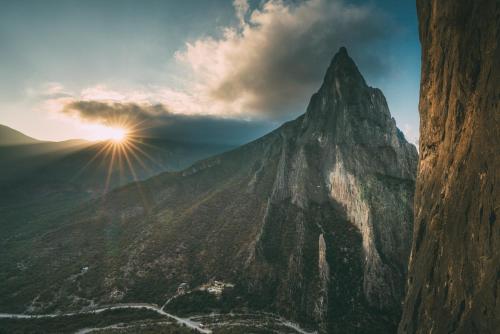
[0,303,316,334]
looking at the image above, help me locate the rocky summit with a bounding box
[1,48,418,333]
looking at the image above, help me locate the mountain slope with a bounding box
[1,48,418,333]
[0,135,231,189]
[0,124,41,146]
[399,1,500,333]
[0,136,232,244]
[0,138,89,185]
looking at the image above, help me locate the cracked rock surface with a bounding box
[399,1,500,333]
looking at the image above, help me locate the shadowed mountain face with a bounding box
[399,1,500,333]
[1,49,417,333]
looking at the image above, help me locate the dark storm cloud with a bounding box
[63,100,166,124]
[62,100,274,145]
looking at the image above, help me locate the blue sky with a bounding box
[0,0,420,144]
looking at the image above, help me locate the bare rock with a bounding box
[399,1,500,333]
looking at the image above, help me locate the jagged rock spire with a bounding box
[319,47,367,98]
[304,47,392,143]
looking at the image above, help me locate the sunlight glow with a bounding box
[108,128,127,143]
[87,125,128,143]
[72,119,161,203]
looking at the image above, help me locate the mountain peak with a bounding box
[321,47,367,93]
[336,46,349,57]
[329,46,354,69]
[303,47,412,151]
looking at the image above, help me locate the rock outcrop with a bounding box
[399,1,500,333]
[2,48,418,333]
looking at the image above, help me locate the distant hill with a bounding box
[0,137,89,184]
[0,124,42,146]
[0,127,233,247]
[0,135,232,190]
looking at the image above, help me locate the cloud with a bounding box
[174,0,393,119]
[402,123,419,147]
[26,81,73,100]
[42,0,397,144]
[62,100,166,125]
[61,100,274,145]
[234,0,250,26]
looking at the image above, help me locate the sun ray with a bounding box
[67,118,175,207]
[123,142,151,173]
[120,144,150,208]
[126,140,165,171]
[104,143,118,194]
[73,141,113,177]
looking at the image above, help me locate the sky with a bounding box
[0,0,421,145]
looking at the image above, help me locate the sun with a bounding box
[78,121,160,194]
[87,125,129,143]
[108,128,127,143]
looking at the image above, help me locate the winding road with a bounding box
[0,303,211,333]
[0,303,317,334]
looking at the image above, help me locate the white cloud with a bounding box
[174,0,390,119]
[402,123,419,146]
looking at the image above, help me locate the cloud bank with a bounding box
[62,100,273,145]
[175,0,392,118]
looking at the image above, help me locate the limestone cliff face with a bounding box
[245,48,418,332]
[3,48,417,333]
[399,1,500,333]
